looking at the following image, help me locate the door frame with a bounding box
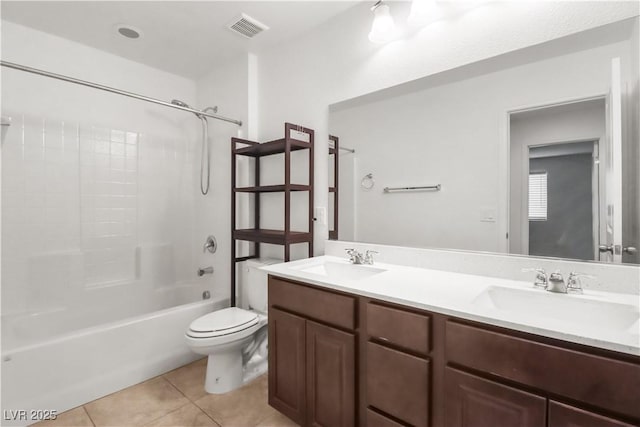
[500,93,607,255]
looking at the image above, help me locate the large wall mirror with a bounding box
[329,17,639,265]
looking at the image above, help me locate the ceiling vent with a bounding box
[227,14,269,39]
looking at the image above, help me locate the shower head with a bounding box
[171,99,191,108]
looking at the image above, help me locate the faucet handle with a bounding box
[364,250,379,265]
[522,268,547,289]
[345,248,360,263]
[566,272,595,294]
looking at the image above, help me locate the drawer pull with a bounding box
[378,337,389,341]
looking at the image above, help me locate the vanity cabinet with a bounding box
[267,275,640,427]
[268,277,356,427]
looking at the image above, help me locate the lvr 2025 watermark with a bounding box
[3,409,58,422]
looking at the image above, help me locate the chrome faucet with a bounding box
[345,249,378,265]
[546,272,567,293]
[363,250,378,265]
[345,249,364,264]
[522,268,548,289]
[523,268,594,294]
[566,272,594,294]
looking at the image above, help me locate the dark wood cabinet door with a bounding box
[445,367,546,427]
[366,342,430,427]
[306,321,356,427]
[548,401,637,427]
[269,308,306,425]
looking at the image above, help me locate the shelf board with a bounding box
[233,229,312,245]
[329,148,336,154]
[234,138,311,157]
[235,184,311,193]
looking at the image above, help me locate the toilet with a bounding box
[185,259,279,394]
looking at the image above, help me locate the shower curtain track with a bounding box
[1,60,243,126]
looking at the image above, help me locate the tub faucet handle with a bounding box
[203,235,217,254]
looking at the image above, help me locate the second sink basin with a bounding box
[472,286,640,332]
[293,260,387,281]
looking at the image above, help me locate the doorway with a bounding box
[508,97,606,261]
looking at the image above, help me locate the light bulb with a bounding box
[368,3,398,44]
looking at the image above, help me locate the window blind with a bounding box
[529,172,547,221]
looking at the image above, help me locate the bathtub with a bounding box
[1,285,227,427]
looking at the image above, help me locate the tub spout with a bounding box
[198,267,214,277]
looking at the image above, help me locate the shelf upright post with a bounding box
[308,129,315,257]
[284,123,292,261]
[231,138,237,307]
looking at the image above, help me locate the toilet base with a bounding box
[204,350,243,394]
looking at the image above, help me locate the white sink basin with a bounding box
[472,286,640,332]
[293,260,387,281]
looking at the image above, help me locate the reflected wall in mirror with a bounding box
[329,18,639,264]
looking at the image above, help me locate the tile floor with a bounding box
[34,358,298,427]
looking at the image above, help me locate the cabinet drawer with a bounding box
[367,302,430,355]
[366,409,405,427]
[366,342,430,427]
[269,276,356,330]
[548,401,636,427]
[446,321,640,420]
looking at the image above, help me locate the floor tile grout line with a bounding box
[161,372,223,427]
[141,401,193,427]
[190,398,223,427]
[81,405,96,427]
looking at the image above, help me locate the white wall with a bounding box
[255,1,639,255]
[1,21,208,320]
[330,33,634,253]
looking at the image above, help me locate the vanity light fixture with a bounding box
[368,1,398,44]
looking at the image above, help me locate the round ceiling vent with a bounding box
[115,24,142,39]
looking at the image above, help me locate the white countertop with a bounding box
[262,255,640,356]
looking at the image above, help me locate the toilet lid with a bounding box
[188,307,259,337]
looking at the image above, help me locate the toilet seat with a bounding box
[187,307,259,339]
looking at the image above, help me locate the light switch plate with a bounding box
[314,207,327,225]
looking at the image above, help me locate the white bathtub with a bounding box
[1,288,227,426]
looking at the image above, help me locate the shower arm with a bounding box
[0,60,242,126]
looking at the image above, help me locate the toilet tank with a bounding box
[239,258,281,313]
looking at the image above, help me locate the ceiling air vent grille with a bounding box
[227,14,269,39]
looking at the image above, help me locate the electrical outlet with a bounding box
[480,207,496,223]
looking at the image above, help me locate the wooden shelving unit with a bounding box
[329,134,339,240]
[231,122,314,306]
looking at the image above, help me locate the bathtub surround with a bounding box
[0,21,226,425]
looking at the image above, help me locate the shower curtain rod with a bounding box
[1,60,243,126]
